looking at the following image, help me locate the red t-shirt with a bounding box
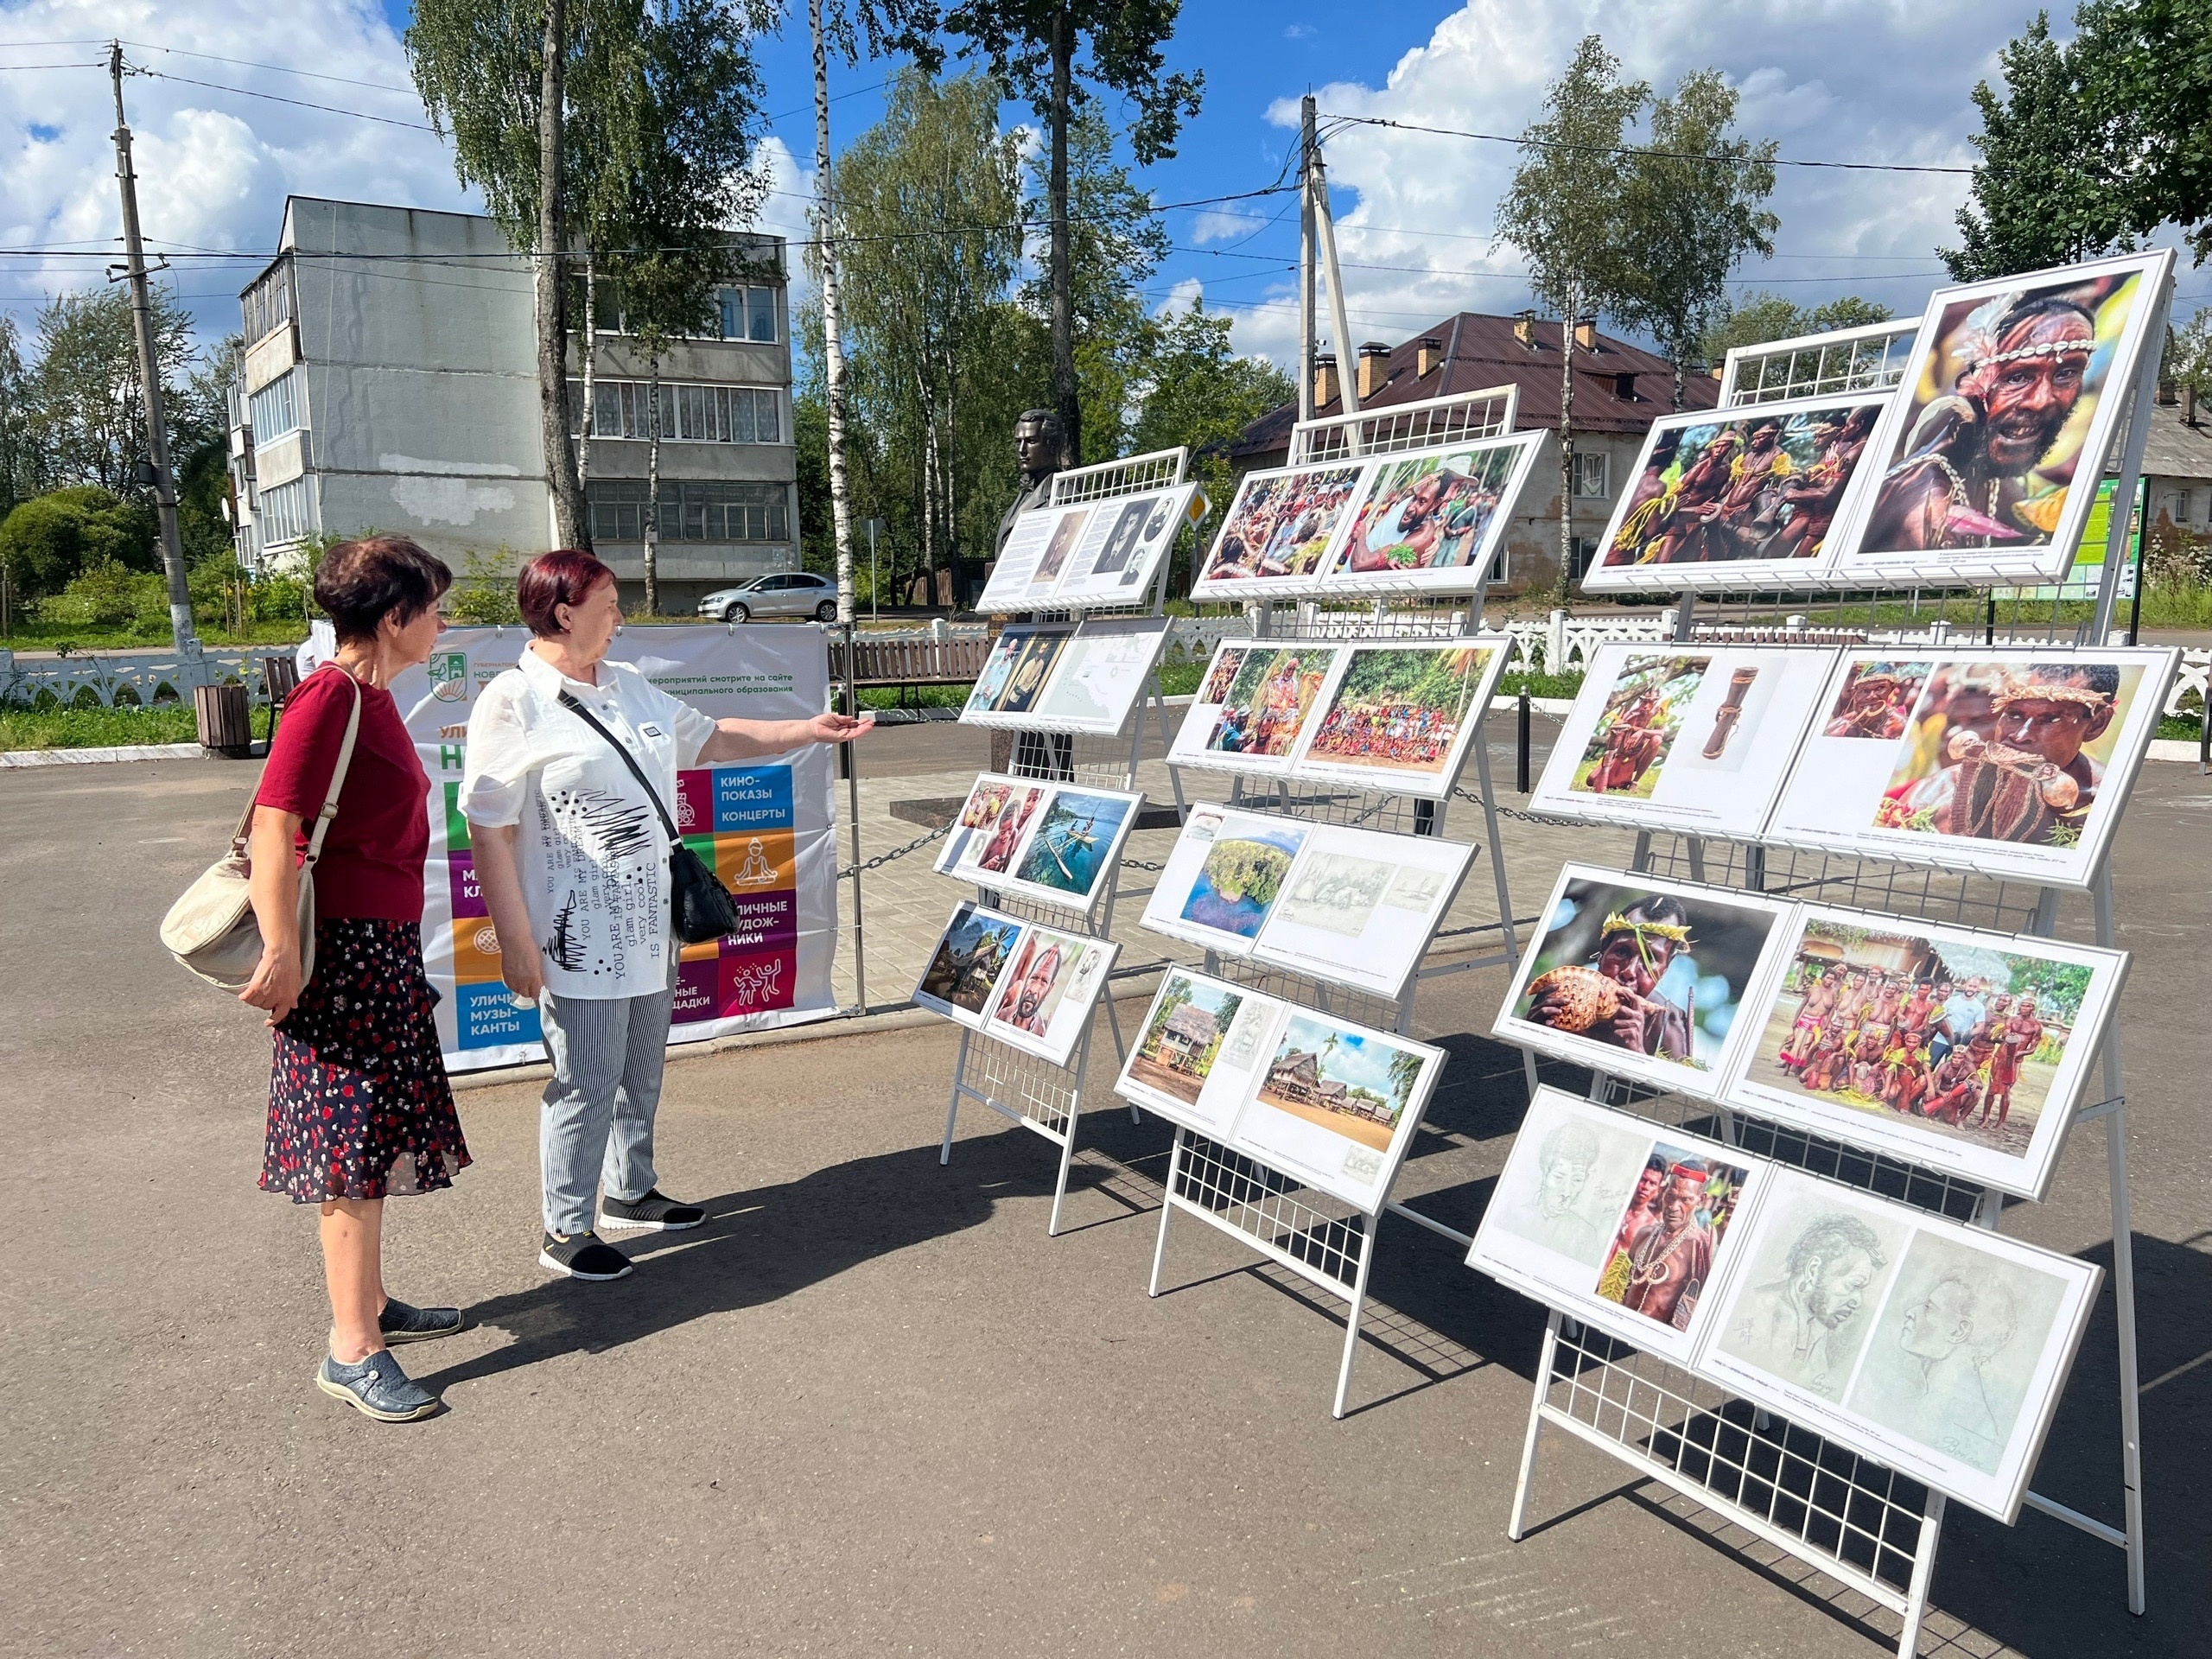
[253,665,429,923]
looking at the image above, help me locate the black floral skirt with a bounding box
[261,918,473,1204]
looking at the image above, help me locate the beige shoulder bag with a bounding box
[159,667,364,991]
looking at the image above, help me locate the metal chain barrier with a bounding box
[838,821,951,880]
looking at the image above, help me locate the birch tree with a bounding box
[1496,35,1647,601]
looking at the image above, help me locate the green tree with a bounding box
[408,0,633,546]
[26,287,199,496]
[1697,290,1894,367]
[946,0,1202,467]
[588,0,771,612]
[1615,68,1778,410]
[1942,14,2133,281]
[0,486,159,600]
[0,317,35,515]
[1496,35,1649,599]
[826,70,1027,599]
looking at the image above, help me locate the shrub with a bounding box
[0,486,159,598]
[41,560,162,629]
[443,543,524,626]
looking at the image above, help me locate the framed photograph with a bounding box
[974,505,1078,611]
[1316,433,1544,594]
[1025,615,1173,734]
[1046,482,1201,607]
[1827,249,2175,585]
[1292,640,1512,799]
[1467,1089,1768,1366]
[912,903,1027,1029]
[959,626,1074,726]
[1191,461,1371,597]
[982,925,1122,1067]
[1764,646,2179,887]
[1115,969,1289,1141]
[1249,823,1476,1000]
[936,775,1053,883]
[1495,864,1795,1096]
[1580,392,1891,593]
[1139,804,1311,957]
[1699,1167,2102,1522]
[1166,640,1344,775]
[1232,1007,1447,1212]
[1529,643,1842,840]
[1718,906,2126,1200]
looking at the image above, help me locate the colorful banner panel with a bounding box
[391,625,841,1073]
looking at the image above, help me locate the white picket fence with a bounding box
[3,621,2207,721]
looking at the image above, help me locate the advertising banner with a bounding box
[386,625,842,1073]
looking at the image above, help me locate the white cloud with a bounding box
[1208,0,2012,365]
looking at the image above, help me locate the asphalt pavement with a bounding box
[2,722,2207,1658]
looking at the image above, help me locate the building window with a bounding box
[259,478,315,544]
[1569,535,1598,579]
[568,378,782,444]
[717,285,777,343]
[1573,450,1610,498]
[249,371,302,445]
[587,480,790,544]
[241,259,293,345]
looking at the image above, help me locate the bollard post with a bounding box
[1516,689,1531,793]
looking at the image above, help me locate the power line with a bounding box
[125,65,438,130]
[1320,111,1976,176]
[116,40,420,97]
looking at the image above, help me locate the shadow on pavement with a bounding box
[414,1127,1058,1393]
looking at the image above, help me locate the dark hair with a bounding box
[315,536,452,645]
[518,548,617,637]
[1015,408,1062,435]
[1786,1213,1886,1277]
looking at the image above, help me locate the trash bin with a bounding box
[194,682,254,758]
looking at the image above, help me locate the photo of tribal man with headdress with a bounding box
[1857,264,2152,556]
[1874,658,2145,849]
[1600,401,1882,569]
[1335,446,1517,574]
[1515,876,1780,1073]
[1756,918,2091,1159]
[1571,653,1707,798]
[1202,646,1338,760]
[1592,1142,1751,1333]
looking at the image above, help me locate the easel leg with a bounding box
[1509,1311,1563,1541]
[1894,1493,1948,1658]
[1148,1129,1186,1296]
[940,1027,972,1166]
[1470,723,1539,1097]
[1686,835,1707,883]
[2094,866,2147,1614]
[1630,829,1654,874]
[1047,1026,1095,1236]
[1331,1214,1377,1421]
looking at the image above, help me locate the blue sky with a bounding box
[5,2,2203,363]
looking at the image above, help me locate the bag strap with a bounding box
[230,662,362,861]
[556,689,680,843]
[301,667,363,871]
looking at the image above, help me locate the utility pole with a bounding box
[1298,95,1317,425]
[107,41,201,677]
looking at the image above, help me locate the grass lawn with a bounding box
[0,702,272,753]
[1,620,308,652]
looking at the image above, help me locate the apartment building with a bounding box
[227,196,798,610]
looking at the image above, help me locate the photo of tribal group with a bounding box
[1601,402,1881,568]
[1253,1014,1425,1152]
[917,909,1025,1017]
[1757,918,2094,1158]
[1334,447,1516,573]
[1823,659,1934,741]
[1201,646,1336,759]
[1871,659,2145,849]
[1303,645,1497,779]
[1570,653,1708,799]
[1516,877,1780,1072]
[1128,974,1246,1107]
[1204,464,1365,581]
[1858,267,2149,555]
[1588,1140,1751,1333]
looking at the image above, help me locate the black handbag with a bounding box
[556,690,741,945]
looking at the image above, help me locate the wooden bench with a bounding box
[833,634,993,707]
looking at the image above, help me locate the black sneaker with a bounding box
[539,1230,632,1281]
[598,1189,706,1232]
[378,1297,469,1344]
[316,1351,440,1422]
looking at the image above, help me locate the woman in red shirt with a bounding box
[244,536,472,1422]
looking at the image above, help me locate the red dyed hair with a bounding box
[518,548,616,637]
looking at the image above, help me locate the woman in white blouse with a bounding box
[460,550,869,1281]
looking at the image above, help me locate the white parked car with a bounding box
[696,571,838,623]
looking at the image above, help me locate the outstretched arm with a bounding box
[696,709,874,764]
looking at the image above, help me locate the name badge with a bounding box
[639,723,666,739]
